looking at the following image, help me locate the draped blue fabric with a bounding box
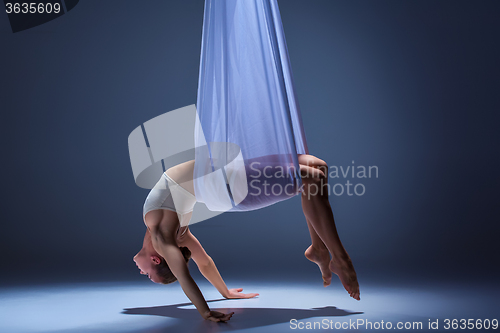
[194,0,309,212]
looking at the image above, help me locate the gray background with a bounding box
[1,0,499,286]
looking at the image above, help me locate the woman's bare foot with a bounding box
[329,256,360,300]
[304,245,332,287]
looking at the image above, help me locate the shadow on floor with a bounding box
[123,298,363,332]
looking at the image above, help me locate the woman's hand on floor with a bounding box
[203,310,235,322]
[224,288,259,299]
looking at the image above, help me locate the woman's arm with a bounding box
[146,211,233,322]
[180,229,259,299]
[150,228,212,316]
[199,256,230,298]
[199,258,259,299]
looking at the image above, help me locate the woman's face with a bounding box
[133,249,162,283]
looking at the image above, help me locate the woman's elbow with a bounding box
[198,255,214,269]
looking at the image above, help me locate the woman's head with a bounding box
[154,247,191,284]
[133,245,191,284]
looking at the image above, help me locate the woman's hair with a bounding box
[155,246,192,284]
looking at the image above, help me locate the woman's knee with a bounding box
[315,161,328,179]
[300,165,328,186]
[299,156,328,180]
[299,154,328,172]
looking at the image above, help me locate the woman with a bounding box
[133,155,360,322]
[133,0,360,323]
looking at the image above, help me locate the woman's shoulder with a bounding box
[146,209,181,240]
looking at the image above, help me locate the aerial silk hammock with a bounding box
[193,0,309,213]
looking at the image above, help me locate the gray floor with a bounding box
[1,279,498,333]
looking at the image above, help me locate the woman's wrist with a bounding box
[202,309,212,319]
[220,288,230,299]
[195,303,211,318]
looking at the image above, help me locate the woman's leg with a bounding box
[304,217,333,287]
[298,154,360,300]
